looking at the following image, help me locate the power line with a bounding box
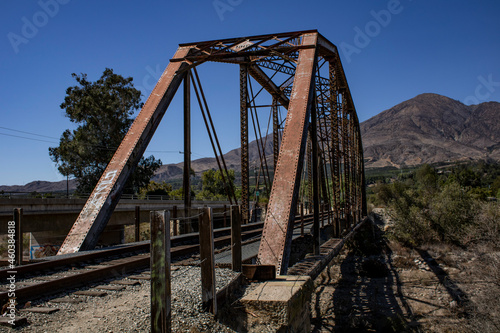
[0,127,205,157]
[146,150,181,154]
[0,126,59,140]
[0,132,58,144]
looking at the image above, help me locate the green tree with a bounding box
[49,68,161,194]
[196,169,235,200]
[429,181,475,244]
[491,176,500,198]
[138,181,172,199]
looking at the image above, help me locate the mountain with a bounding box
[360,93,500,168]
[155,93,500,177]
[0,179,77,194]
[2,93,499,192]
[152,134,274,181]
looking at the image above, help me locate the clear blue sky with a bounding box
[1,0,499,186]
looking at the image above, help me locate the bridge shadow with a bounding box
[416,248,471,316]
[311,217,421,332]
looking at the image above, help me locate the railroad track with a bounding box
[0,215,317,306]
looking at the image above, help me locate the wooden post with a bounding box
[199,207,216,314]
[135,206,140,242]
[172,206,178,236]
[223,204,227,228]
[14,208,23,266]
[231,205,242,272]
[300,203,304,237]
[150,210,171,333]
[311,108,320,256]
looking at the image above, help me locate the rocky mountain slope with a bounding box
[153,134,273,182]
[360,93,500,168]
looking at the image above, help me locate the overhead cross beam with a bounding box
[57,30,366,274]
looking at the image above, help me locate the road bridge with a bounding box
[0,198,233,253]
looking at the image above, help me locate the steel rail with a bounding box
[0,220,264,280]
[0,216,318,305]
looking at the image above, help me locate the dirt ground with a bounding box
[310,211,500,332]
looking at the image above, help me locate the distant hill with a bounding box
[2,93,499,191]
[360,93,500,168]
[0,179,77,194]
[152,134,274,182]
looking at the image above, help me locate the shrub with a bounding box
[466,202,500,248]
[429,181,476,244]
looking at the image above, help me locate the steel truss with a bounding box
[57,30,367,277]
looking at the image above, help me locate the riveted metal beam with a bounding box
[58,47,192,254]
[257,32,318,275]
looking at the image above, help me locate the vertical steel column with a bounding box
[360,130,367,217]
[311,101,320,256]
[341,95,349,227]
[150,210,171,333]
[332,82,341,236]
[307,137,313,213]
[183,72,192,234]
[346,113,353,227]
[353,125,361,221]
[272,97,279,171]
[199,207,216,314]
[14,208,23,266]
[319,156,329,228]
[331,59,343,233]
[240,64,249,225]
[231,205,242,272]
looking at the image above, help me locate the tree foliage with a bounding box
[374,164,499,247]
[138,181,172,199]
[196,169,235,200]
[49,68,161,194]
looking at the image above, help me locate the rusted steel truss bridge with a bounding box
[57,30,366,275]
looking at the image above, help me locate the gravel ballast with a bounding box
[0,267,240,332]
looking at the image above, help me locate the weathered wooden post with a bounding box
[172,205,178,236]
[300,203,304,237]
[150,210,171,333]
[135,206,140,242]
[231,205,242,272]
[199,207,216,314]
[13,208,23,266]
[223,204,227,228]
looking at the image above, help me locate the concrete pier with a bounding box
[241,275,313,332]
